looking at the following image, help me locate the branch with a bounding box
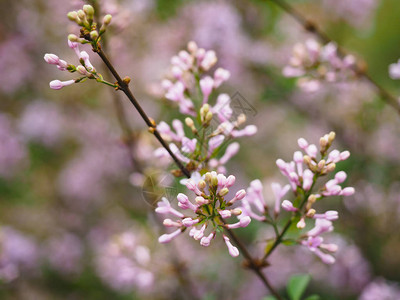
[93,41,282,299]
[268,0,400,115]
[93,46,191,178]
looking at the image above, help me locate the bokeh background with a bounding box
[1,0,400,299]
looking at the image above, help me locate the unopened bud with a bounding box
[68,34,79,42]
[83,5,94,20]
[306,208,316,218]
[318,159,326,171]
[237,113,246,125]
[205,111,213,123]
[231,208,242,215]
[195,196,208,205]
[204,172,212,182]
[103,14,112,25]
[67,11,78,22]
[324,163,336,173]
[198,180,206,190]
[90,30,99,40]
[76,65,88,75]
[320,137,328,148]
[211,174,218,187]
[200,103,209,116]
[77,10,86,20]
[219,188,229,197]
[188,41,198,53]
[185,117,194,128]
[328,131,336,143]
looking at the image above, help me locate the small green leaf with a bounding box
[262,296,277,300]
[282,239,297,246]
[304,295,320,300]
[264,239,275,254]
[287,274,311,300]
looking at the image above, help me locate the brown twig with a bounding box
[267,0,400,115]
[93,46,191,178]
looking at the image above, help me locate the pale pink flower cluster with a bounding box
[243,132,354,264]
[0,227,39,283]
[155,118,241,173]
[156,172,250,257]
[44,40,96,90]
[95,231,154,292]
[156,42,257,174]
[283,39,356,92]
[359,278,400,300]
[322,0,378,28]
[45,232,83,275]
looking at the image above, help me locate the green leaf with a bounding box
[262,296,278,300]
[264,239,275,254]
[282,239,297,246]
[287,274,311,300]
[304,295,320,300]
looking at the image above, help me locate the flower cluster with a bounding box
[44,5,115,90]
[242,132,354,264]
[95,231,154,292]
[155,172,250,257]
[283,39,356,92]
[156,42,257,175]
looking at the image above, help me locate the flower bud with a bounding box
[211,174,218,187]
[306,209,316,218]
[77,10,85,20]
[195,196,208,205]
[185,117,194,128]
[49,79,75,90]
[83,5,94,20]
[205,111,213,123]
[103,14,112,25]
[219,187,229,197]
[198,180,206,190]
[324,163,336,173]
[90,30,99,40]
[67,11,78,22]
[204,172,212,182]
[68,34,79,42]
[76,65,88,75]
[187,41,198,53]
[328,131,336,143]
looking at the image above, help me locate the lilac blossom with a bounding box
[155,42,256,175]
[94,231,154,292]
[0,227,39,283]
[283,39,356,92]
[156,172,250,257]
[0,114,27,178]
[45,233,83,275]
[359,278,400,300]
[18,100,64,146]
[322,0,378,28]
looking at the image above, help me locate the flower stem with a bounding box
[93,46,191,178]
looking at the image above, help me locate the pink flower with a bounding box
[281,200,298,212]
[214,68,230,88]
[223,235,239,257]
[200,76,214,103]
[49,79,75,90]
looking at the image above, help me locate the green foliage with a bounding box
[287,274,311,300]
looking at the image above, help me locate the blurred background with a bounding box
[1,0,400,299]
